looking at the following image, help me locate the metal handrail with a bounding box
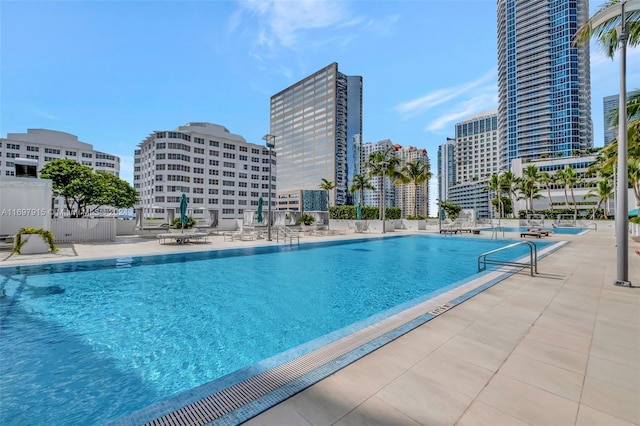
[478,240,538,277]
[276,226,300,245]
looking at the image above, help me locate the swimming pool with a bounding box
[481,226,586,235]
[1,235,553,425]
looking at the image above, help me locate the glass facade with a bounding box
[497,0,592,166]
[270,63,362,206]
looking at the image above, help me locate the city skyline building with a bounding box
[394,145,430,218]
[497,0,593,167]
[453,109,500,184]
[359,139,395,209]
[437,137,456,203]
[603,90,640,146]
[269,62,363,209]
[133,122,275,220]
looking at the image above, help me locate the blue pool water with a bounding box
[0,235,550,425]
[482,226,585,235]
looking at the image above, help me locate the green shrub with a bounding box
[297,214,315,225]
[170,216,196,229]
[13,228,57,254]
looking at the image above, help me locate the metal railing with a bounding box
[478,241,538,277]
[276,226,300,245]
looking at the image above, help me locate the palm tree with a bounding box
[574,0,640,58]
[521,165,541,214]
[563,166,582,218]
[365,148,401,221]
[349,174,375,207]
[500,171,520,218]
[394,160,432,217]
[485,173,505,219]
[538,172,556,210]
[629,158,640,207]
[585,178,615,219]
[319,178,336,209]
[555,169,571,210]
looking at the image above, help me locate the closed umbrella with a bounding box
[180,193,188,233]
[257,197,264,224]
[356,203,362,220]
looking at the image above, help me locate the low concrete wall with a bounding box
[402,220,426,230]
[116,220,137,236]
[51,218,116,242]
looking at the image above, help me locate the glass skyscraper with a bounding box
[270,63,362,208]
[497,0,593,167]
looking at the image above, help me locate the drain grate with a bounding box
[428,303,454,316]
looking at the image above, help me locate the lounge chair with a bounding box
[527,228,550,236]
[521,231,543,238]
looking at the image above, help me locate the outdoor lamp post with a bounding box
[382,162,387,234]
[262,134,276,242]
[588,0,638,286]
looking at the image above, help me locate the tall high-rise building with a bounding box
[360,139,395,208]
[497,0,592,166]
[270,62,362,209]
[437,138,455,203]
[603,91,640,146]
[394,145,430,218]
[453,109,500,184]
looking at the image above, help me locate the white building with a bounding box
[0,129,121,216]
[511,155,600,216]
[359,139,395,208]
[394,145,430,218]
[134,122,276,220]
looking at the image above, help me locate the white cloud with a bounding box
[236,0,357,48]
[425,91,498,132]
[395,68,496,119]
[30,107,57,120]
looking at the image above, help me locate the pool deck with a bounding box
[1,224,639,425]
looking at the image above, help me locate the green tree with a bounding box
[40,158,138,218]
[520,165,541,214]
[394,160,432,218]
[585,178,614,219]
[629,157,640,207]
[365,148,401,220]
[538,172,556,210]
[485,173,506,218]
[349,174,375,207]
[575,0,640,58]
[500,171,520,218]
[554,169,571,210]
[440,200,461,220]
[319,178,336,209]
[563,166,582,217]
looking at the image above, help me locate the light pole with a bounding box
[588,0,637,286]
[262,134,276,242]
[382,162,387,234]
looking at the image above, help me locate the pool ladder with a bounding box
[276,226,300,245]
[478,241,539,277]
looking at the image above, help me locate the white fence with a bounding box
[51,218,116,242]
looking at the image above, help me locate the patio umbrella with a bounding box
[356,203,362,220]
[257,197,264,224]
[180,193,188,233]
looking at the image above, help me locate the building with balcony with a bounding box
[359,139,395,209]
[270,62,362,207]
[133,122,275,220]
[453,109,500,184]
[497,0,592,166]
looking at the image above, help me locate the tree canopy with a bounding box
[40,158,138,218]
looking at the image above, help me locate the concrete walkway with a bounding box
[1,224,638,425]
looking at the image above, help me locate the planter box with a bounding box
[19,234,51,255]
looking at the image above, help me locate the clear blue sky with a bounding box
[2,0,638,206]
